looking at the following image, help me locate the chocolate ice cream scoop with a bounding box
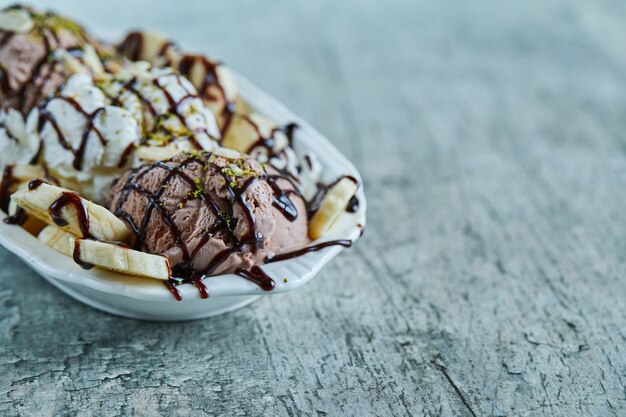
[108,149,309,279]
[0,5,113,115]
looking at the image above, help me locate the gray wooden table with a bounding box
[2,0,626,415]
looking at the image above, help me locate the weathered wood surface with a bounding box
[1,0,626,415]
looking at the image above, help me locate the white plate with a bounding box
[0,73,366,321]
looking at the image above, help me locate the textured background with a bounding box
[2,0,626,415]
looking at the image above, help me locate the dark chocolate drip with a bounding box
[346,195,360,213]
[3,206,27,225]
[266,239,353,263]
[72,240,94,270]
[118,32,143,61]
[164,280,182,301]
[28,178,45,190]
[193,277,209,299]
[0,164,14,213]
[235,266,275,291]
[0,66,11,96]
[266,174,300,221]
[113,152,302,299]
[48,191,92,238]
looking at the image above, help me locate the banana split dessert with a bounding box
[0,5,361,300]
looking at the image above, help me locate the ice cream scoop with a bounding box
[0,5,114,115]
[108,149,309,278]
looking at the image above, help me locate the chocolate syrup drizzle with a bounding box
[266,239,353,263]
[0,164,14,213]
[235,266,275,291]
[72,240,94,270]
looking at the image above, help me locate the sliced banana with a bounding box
[234,97,253,116]
[70,238,171,280]
[38,225,73,256]
[11,181,130,242]
[222,113,287,154]
[0,8,34,33]
[309,177,358,239]
[10,164,47,183]
[134,144,180,163]
[8,195,46,236]
[81,44,105,76]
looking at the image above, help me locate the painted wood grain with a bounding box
[1,0,625,415]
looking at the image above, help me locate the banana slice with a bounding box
[70,238,171,280]
[11,181,130,242]
[10,164,47,183]
[8,197,46,236]
[309,177,358,239]
[222,113,287,154]
[234,97,253,116]
[38,226,73,256]
[0,8,34,33]
[134,144,181,163]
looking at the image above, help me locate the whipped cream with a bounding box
[0,108,39,171]
[98,63,220,153]
[28,74,142,201]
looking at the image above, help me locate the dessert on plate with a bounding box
[0,4,362,300]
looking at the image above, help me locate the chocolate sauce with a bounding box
[72,240,94,270]
[0,165,14,213]
[118,32,143,61]
[193,277,209,299]
[267,174,299,221]
[3,206,26,225]
[266,239,353,263]
[235,266,275,291]
[346,195,360,213]
[28,178,45,190]
[164,281,183,301]
[49,191,92,238]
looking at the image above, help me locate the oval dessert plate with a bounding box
[0,73,366,321]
